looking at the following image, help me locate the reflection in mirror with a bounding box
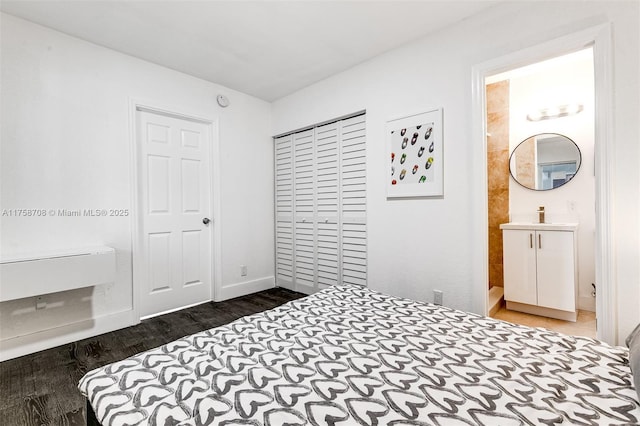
[509,133,581,191]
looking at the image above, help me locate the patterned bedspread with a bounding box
[79,285,640,425]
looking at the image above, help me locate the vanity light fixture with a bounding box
[526,103,583,121]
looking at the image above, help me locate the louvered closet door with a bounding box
[315,122,340,290]
[293,129,316,293]
[274,134,293,290]
[340,115,367,286]
[274,113,367,294]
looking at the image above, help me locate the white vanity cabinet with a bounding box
[500,223,578,321]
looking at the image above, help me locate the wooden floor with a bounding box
[492,305,597,339]
[0,287,304,426]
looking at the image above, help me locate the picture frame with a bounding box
[386,108,443,198]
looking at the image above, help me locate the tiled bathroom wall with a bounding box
[486,81,510,289]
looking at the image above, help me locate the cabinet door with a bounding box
[503,229,537,305]
[536,230,575,312]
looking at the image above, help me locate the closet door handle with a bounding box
[538,234,542,249]
[529,233,533,248]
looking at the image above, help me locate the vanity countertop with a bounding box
[499,222,579,231]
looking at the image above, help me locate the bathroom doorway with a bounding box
[484,48,597,338]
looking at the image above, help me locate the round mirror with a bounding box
[509,133,581,191]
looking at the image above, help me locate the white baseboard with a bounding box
[0,309,137,362]
[506,301,577,322]
[216,276,275,301]
[140,299,213,321]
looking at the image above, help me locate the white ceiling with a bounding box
[1,1,501,101]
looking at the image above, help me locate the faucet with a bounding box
[537,206,545,223]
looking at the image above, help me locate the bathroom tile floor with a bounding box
[492,305,597,339]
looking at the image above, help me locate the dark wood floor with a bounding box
[0,287,304,426]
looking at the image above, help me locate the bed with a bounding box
[79,285,640,425]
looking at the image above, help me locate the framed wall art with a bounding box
[386,108,443,198]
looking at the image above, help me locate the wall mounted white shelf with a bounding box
[0,246,115,302]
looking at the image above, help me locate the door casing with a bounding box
[470,24,615,344]
[129,99,222,322]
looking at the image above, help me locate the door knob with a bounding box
[203,217,211,225]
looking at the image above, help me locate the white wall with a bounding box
[0,14,274,359]
[506,50,596,311]
[272,1,639,344]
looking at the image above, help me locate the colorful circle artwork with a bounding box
[389,122,436,185]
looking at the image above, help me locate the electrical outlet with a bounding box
[35,296,47,310]
[240,265,247,277]
[568,200,576,213]
[433,290,443,306]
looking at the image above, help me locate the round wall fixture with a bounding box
[217,94,230,108]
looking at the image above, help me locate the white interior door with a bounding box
[340,115,367,287]
[315,121,340,291]
[274,134,294,290]
[137,109,212,318]
[293,129,316,294]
